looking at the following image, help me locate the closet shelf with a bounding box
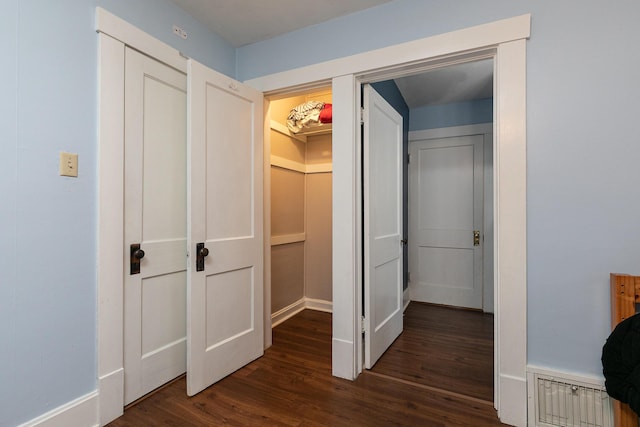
[270,121,332,146]
[294,123,332,136]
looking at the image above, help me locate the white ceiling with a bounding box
[170,0,493,107]
[394,59,494,108]
[170,0,393,48]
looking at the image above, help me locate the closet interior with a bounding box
[269,88,333,326]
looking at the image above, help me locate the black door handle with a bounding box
[130,244,144,275]
[196,243,208,272]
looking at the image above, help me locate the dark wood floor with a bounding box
[109,304,506,426]
[371,301,494,402]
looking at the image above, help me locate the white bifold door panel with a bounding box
[408,135,484,309]
[186,59,264,396]
[363,84,404,369]
[123,48,188,404]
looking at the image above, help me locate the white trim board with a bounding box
[96,30,128,426]
[249,15,529,427]
[18,391,98,427]
[409,123,493,141]
[271,155,332,174]
[271,298,333,327]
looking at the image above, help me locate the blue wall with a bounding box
[0,1,235,425]
[237,0,640,379]
[410,98,493,131]
[97,0,235,77]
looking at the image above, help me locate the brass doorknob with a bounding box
[473,230,480,246]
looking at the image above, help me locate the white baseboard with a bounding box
[332,338,355,380]
[498,373,527,427]
[19,391,98,427]
[305,298,333,313]
[271,298,333,327]
[98,368,124,426]
[271,298,306,327]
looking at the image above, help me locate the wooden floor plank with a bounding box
[108,305,507,426]
[370,301,494,402]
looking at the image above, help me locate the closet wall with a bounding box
[269,90,333,321]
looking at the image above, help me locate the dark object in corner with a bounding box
[602,312,640,415]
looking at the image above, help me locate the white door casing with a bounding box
[246,16,528,426]
[409,135,484,309]
[123,47,187,404]
[363,85,404,369]
[186,59,264,396]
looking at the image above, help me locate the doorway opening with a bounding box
[359,58,495,403]
[252,19,528,422]
[265,88,334,342]
[262,58,496,401]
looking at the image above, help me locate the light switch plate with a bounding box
[59,152,78,177]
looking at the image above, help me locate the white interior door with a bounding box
[123,47,187,404]
[363,84,404,369]
[409,135,484,309]
[186,59,264,396]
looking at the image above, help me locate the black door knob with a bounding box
[133,249,145,260]
[199,247,209,257]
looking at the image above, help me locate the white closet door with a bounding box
[408,135,484,309]
[186,59,264,396]
[363,84,404,369]
[123,47,187,404]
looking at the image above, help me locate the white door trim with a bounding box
[246,16,528,427]
[409,123,493,141]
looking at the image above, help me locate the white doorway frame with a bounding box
[246,15,529,426]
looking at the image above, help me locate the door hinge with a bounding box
[360,107,365,125]
[361,316,366,334]
[407,153,412,164]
